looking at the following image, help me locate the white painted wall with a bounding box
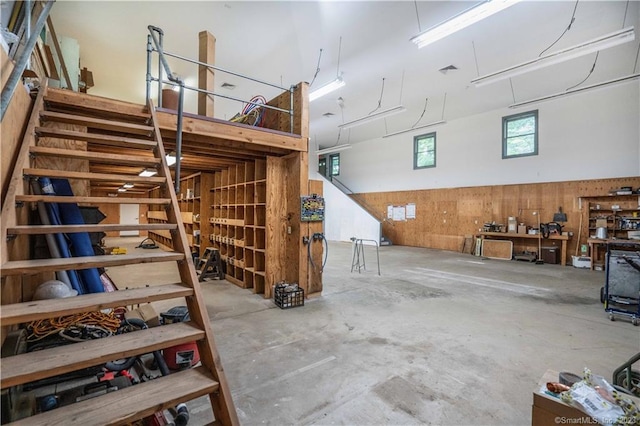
[314,172,381,244]
[335,83,639,193]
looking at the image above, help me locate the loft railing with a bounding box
[145,25,296,189]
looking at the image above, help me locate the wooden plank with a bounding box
[147,210,168,221]
[198,31,215,117]
[148,99,239,426]
[40,111,154,136]
[7,223,177,235]
[45,87,150,121]
[16,195,170,205]
[481,239,513,260]
[30,146,160,167]
[24,168,165,184]
[1,252,183,277]
[35,127,157,149]
[0,283,192,326]
[1,322,204,388]
[156,111,306,152]
[10,366,218,426]
[45,16,72,90]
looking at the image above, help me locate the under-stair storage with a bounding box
[0,86,237,425]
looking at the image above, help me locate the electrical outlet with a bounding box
[287,226,292,234]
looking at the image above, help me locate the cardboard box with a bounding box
[124,303,160,327]
[518,225,527,234]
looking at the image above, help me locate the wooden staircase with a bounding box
[0,84,238,425]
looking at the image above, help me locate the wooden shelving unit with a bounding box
[210,159,268,294]
[586,194,640,240]
[148,172,214,258]
[583,193,640,270]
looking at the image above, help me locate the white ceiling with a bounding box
[51,1,639,151]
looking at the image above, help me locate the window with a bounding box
[330,154,340,176]
[414,132,436,169]
[502,110,538,158]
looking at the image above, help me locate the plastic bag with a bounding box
[560,368,639,425]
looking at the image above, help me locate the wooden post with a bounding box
[198,31,215,117]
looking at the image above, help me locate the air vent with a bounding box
[221,82,236,89]
[322,112,335,117]
[439,65,458,74]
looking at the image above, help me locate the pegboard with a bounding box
[301,194,325,222]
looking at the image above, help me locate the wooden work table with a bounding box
[478,232,570,266]
[586,238,639,271]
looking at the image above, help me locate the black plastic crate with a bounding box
[274,283,304,309]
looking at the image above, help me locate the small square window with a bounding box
[503,110,538,158]
[414,132,436,169]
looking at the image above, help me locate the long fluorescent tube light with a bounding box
[383,120,447,138]
[339,105,407,130]
[411,0,521,49]
[139,169,158,177]
[309,76,345,102]
[316,144,352,156]
[509,73,640,109]
[473,27,635,87]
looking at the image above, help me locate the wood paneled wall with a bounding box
[356,176,640,264]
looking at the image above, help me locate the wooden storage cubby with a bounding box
[148,172,213,259]
[208,159,276,294]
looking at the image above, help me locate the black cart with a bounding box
[603,242,640,326]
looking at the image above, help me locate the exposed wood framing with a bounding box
[198,31,215,117]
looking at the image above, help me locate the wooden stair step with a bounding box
[40,111,154,136]
[1,322,205,389]
[29,146,160,167]
[23,168,166,185]
[7,223,177,236]
[8,366,218,426]
[44,88,151,122]
[16,195,171,206]
[0,283,193,326]
[35,127,157,149]
[0,252,184,277]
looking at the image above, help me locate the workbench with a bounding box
[478,232,570,266]
[587,238,638,270]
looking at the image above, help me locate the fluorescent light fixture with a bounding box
[123,183,135,189]
[309,76,345,102]
[117,188,127,192]
[383,120,446,138]
[166,152,183,166]
[316,144,352,156]
[338,105,407,130]
[411,0,521,49]
[139,168,158,177]
[472,27,635,87]
[509,73,640,109]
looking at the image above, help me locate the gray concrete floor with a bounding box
[104,236,640,426]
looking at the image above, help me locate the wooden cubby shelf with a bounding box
[209,159,274,294]
[148,172,213,259]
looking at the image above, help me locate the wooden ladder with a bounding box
[0,83,238,425]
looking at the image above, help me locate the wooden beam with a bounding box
[198,31,215,117]
[156,111,306,152]
[46,16,73,90]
